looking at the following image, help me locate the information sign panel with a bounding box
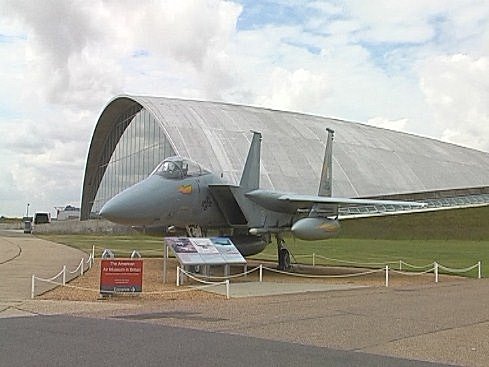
[100,259,143,294]
[165,237,246,265]
[210,237,247,264]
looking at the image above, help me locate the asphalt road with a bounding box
[0,315,453,367]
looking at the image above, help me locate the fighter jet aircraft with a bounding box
[100,129,426,269]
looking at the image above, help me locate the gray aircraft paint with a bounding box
[100,130,425,256]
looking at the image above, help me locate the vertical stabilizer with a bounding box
[318,128,334,197]
[239,131,262,191]
[309,128,336,218]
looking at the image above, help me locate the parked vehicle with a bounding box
[34,212,51,224]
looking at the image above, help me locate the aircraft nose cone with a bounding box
[99,178,159,226]
[99,195,135,225]
[99,198,122,222]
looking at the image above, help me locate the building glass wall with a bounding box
[91,107,175,214]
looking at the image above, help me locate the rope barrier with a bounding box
[33,268,65,283]
[86,254,93,269]
[179,268,229,286]
[68,259,84,275]
[262,266,384,279]
[291,255,480,279]
[178,268,230,299]
[34,278,226,296]
[390,267,436,276]
[31,256,91,298]
[178,266,260,280]
[399,260,435,269]
[31,248,482,300]
[312,254,399,266]
[438,263,479,273]
[293,254,312,259]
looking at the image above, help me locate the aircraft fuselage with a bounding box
[100,172,228,229]
[99,130,424,261]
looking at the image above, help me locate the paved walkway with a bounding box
[0,230,88,304]
[205,281,366,297]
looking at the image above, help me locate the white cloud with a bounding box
[0,0,244,216]
[367,117,409,132]
[420,54,489,151]
[1,0,489,216]
[255,67,330,112]
[111,0,242,100]
[2,0,117,108]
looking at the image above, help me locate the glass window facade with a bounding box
[91,107,175,215]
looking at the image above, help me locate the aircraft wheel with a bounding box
[279,247,291,271]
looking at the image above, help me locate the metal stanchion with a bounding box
[31,275,35,299]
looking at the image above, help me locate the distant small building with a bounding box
[56,205,80,221]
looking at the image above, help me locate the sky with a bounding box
[1,0,489,217]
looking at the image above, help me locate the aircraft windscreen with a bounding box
[152,157,208,179]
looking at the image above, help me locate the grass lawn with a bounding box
[37,234,166,258]
[37,205,489,278]
[38,234,488,278]
[250,238,488,278]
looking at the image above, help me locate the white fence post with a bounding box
[62,265,66,285]
[259,264,263,282]
[478,261,482,279]
[31,275,35,299]
[163,242,167,284]
[225,279,230,300]
[92,245,95,262]
[385,265,389,287]
[80,258,84,276]
[176,266,180,286]
[312,253,316,267]
[399,260,402,271]
[434,262,439,283]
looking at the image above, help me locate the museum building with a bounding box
[81,95,489,220]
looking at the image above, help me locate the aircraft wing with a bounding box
[279,194,426,208]
[245,189,426,215]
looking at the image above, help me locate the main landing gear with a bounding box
[276,234,291,271]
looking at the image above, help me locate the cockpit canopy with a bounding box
[151,156,209,179]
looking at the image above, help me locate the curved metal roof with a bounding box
[82,95,489,218]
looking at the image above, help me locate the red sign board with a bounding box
[100,259,143,294]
